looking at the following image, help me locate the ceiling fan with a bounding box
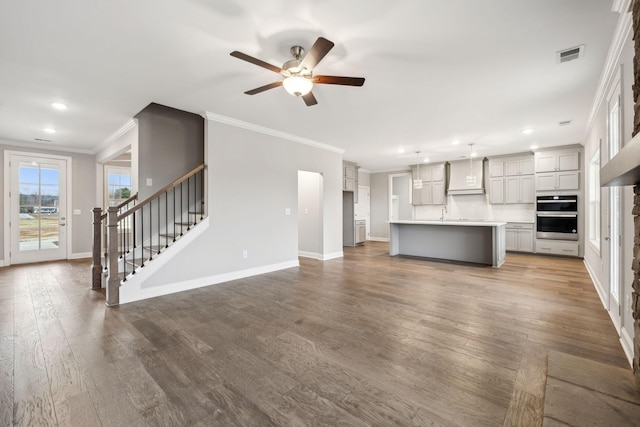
[230,37,365,106]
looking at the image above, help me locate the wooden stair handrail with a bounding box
[117,163,205,221]
[115,192,139,210]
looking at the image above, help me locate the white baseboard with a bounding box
[620,327,634,367]
[321,251,343,261]
[121,258,299,304]
[0,259,5,267]
[298,251,323,260]
[368,237,389,242]
[70,252,92,260]
[583,259,607,309]
[298,251,343,261]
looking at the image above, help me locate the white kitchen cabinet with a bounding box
[411,163,446,205]
[506,223,534,252]
[489,154,534,204]
[535,151,579,172]
[535,239,579,256]
[505,158,534,176]
[489,161,504,177]
[489,178,504,204]
[505,175,534,203]
[343,162,359,201]
[536,171,579,191]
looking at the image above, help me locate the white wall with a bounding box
[130,117,343,293]
[298,170,324,258]
[583,15,635,363]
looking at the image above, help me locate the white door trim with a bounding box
[4,150,73,266]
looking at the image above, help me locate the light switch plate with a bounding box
[285,208,291,215]
[146,178,153,186]
[73,209,81,215]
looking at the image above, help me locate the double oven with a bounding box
[536,195,578,241]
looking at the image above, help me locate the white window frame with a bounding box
[588,149,600,253]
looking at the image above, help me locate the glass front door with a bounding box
[10,154,68,264]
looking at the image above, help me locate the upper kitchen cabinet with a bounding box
[534,148,581,191]
[488,154,534,204]
[412,163,446,205]
[505,158,534,176]
[343,161,359,194]
[535,151,579,172]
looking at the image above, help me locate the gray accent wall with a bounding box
[1,140,96,261]
[136,119,343,288]
[136,103,204,200]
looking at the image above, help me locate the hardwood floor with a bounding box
[0,242,632,426]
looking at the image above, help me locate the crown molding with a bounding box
[93,119,137,154]
[612,0,632,13]
[584,3,632,138]
[0,137,94,155]
[202,111,345,154]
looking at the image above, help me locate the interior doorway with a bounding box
[5,151,71,264]
[355,186,370,240]
[297,171,324,259]
[389,173,412,221]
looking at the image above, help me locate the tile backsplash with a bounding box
[413,194,535,222]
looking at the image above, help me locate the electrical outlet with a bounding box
[146,178,153,186]
[242,250,248,259]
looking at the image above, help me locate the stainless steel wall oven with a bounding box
[536,195,578,240]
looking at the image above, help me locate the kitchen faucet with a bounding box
[440,206,447,221]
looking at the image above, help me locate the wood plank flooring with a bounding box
[0,242,633,426]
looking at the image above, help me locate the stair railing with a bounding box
[91,193,137,290]
[93,164,205,306]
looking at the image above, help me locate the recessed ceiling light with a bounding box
[471,152,478,157]
[522,129,533,134]
[397,147,405,154]
[43,128,56,134]
[452,140,460,145]
[51,102,68,110]
[530,145,539,150]
[423,158,429,163]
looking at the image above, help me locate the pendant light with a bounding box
[466,143,477,186]
[413,151,423,189]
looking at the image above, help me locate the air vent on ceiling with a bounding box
[557,45,584,63]
[35,138,52,142]
[559,120,572,126]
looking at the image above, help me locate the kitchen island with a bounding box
[388,220,506,267]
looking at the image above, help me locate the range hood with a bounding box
[447,158,487,196]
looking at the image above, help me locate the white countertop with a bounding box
[388,220,507,227]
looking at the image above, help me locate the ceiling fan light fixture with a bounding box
[282,75,313,97]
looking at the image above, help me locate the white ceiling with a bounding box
[0,0,621,172]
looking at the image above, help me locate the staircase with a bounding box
[91,164,206,306]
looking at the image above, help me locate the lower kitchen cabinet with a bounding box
[505,222,534,252]
[535,239,579,256]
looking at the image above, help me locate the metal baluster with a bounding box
[132,210,137,275]
[141,205,145,266]
[165,191,169,248]
[187,175,191,231]
[180,182,184,236]
[157,197,161,255]
[173,186,176,242]
[148,203,153,261]
[121,216,127,281]
[200,169,204,220]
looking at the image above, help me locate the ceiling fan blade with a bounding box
[314,75,365,86]
[230,51,282,74]
[244,81,283,95]
[302,91,318,106]
[299,37,335,70]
